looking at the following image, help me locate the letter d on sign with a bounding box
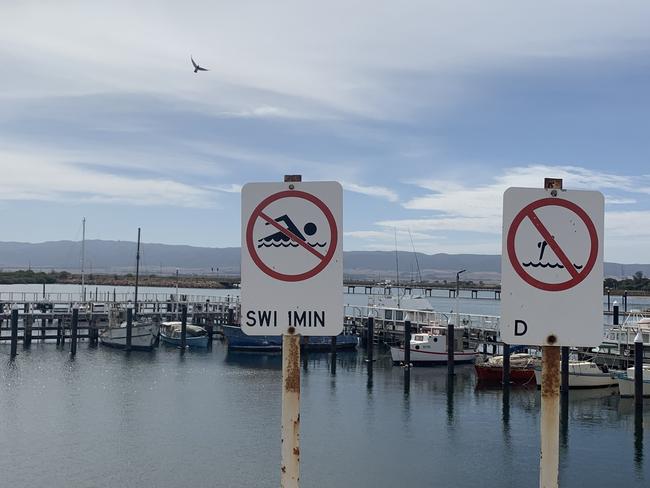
[514,320,528,336]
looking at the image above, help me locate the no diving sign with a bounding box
[241,181,343,336]
[501,188,604,347]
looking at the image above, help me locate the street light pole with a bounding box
[449,269,466,376]
[456,269,466,328]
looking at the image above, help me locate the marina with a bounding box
[0,283,649,486]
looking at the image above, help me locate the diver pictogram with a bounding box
[506,197,598,292]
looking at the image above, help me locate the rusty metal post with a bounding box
[281,332,300,488]
[540,345,560,488]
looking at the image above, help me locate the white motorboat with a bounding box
[617,364,650,397]
[534,360,617,389]
[593,313,650,360]
[390,324,477,366]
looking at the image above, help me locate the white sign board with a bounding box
[241,181,343,336]
[501,187,604,347]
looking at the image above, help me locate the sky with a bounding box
[1,1,650,262]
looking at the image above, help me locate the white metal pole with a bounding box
[281,174,302,488]
[540,345,560,488]
[281,331,301,487]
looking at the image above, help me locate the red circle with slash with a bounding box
[506,198,598,292]
[246,190,338,282]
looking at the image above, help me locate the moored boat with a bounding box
[390,324,477,366]
[160,321,209,348]
[534,360,617,389]
[475,353,539,384]
[223,325,359,352]
[617,364,650,397]
[222,325,358,352]
[99,318,159,351]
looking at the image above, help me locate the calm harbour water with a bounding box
[0,284,649,487]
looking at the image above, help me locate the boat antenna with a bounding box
[81,217,86,302]
[134,228,141,317]
[394,227,400,307]
[408,228,422,284]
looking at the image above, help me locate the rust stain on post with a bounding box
[541,346,561,399]
[285,335,301,393]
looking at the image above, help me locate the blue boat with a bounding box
[222,325,358,352]
[160,322,209,348]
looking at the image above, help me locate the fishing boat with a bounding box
[160,321,209,348]
[99,312,159,350]
[222,325,358,352]
[475,353,539,384]
[533,360,618,389]
[390,324,477,366]
[99,228,159,351]
[617,364,650,397]
[592,313,650,361]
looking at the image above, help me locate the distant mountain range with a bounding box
[0,240,648,281]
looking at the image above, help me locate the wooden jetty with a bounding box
[0,294,240,345]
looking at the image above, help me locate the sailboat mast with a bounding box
[134,228,141,314]
[81,217,86,301]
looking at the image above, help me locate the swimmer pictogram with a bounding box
[246,190,338,282]
[257,215,326,248]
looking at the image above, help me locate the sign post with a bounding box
[501,179,603,488]
[241,175,343,488]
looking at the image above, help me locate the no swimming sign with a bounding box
[241,181,343,336]
[500,187,604,347]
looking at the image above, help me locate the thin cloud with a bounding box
[341,181,399,202]
[0,148,217,208]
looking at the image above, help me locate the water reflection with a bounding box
[560,393,569,450]
[225,351,282,369]
[635,403,643,472]
[446,375,455,426]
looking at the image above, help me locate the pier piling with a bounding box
[330,335,336,375]
[367,317,374,363]
[56,318,62,345]
[613,301,619,326]
[447,320,455,376]
[502,343,510,386]
[70,306,79,356]
[10,306,18,358]
[181,304,187,352]
[635,331,643,407]
[560,346,569,395]
[126,306,133,352]
[24,316,32,347]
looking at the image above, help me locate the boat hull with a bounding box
[475,365,536,384]
[617,377,650,397]
[390,346,477,366]
[99,324,158,351]
[533,369,618,389]
[160,334,209,348]
[222,325,358,352]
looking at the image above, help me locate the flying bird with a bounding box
[191,56,209,73]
